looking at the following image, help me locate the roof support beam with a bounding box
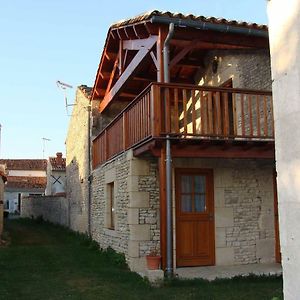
[122,35,157,50]
[100,35,158,112]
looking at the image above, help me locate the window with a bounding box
[107,182,115,230]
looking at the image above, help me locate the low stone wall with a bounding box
[21,195,68,227]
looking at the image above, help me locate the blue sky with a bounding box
[0,0,268,159]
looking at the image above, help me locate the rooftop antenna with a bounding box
[42,137,51,159]
[56,80,75,116]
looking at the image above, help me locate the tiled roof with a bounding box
[49,157,66,171]
[0,159,47,171]
[111,10,268,31]
[78,85,92,99]
[6,176,47,190]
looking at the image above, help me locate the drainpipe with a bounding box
[163,22,175,278]
[87,102,92,237]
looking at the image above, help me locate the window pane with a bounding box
[195,194,206,212]
[181,195,193,212]
[195,175,206,193]
[181,175,192,193]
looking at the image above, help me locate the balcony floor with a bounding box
[175,263,282,281]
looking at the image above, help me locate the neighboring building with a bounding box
[45,152,66,196]
[67,11,278,276]
[0,159,47,213]
[268,1,300,298]
[0,164,7,236]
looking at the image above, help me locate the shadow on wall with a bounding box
[66,156,90,234]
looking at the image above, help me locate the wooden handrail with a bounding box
[93,82,274,168]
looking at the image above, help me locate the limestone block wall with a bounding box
[268,0,300,298]
[21,195,68,226]
[173,158,276,266]
[196,50,273,138]
[91,150,160,273]
[65,88,90,233]
[198,49,271,90]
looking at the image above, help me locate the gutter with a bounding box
[87,103,92,237]
[150,15,268,38]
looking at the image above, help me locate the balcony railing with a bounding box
[93,83,273,168]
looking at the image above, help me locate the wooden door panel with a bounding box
[177,221,194,257]
[176,169,215,267]
[194,221,210,257]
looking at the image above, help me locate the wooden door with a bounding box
[176,169,215,267]
[273,170,281,263]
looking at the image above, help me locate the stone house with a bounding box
[45,152,66,196]
[0,159,47,214]
[0,165,7,236]
[66,11,279,277]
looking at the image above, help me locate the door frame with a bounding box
[175,168,215,267]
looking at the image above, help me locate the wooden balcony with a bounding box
[93,83,274,168]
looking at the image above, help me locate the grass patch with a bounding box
[0,218,283,300]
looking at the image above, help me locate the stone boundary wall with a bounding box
[21,195,68,227]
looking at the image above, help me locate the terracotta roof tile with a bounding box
[111,10,268,31]
[49,154,66,171]
[6,176,46,190]
[0,159,47,171]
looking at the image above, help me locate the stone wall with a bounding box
[197,49,271,90]
[268,0,300,298]
[90,150,160,273]
[65,88,90,233]
[21,195,68,226]
[173,158,276,267]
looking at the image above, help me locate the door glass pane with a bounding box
[181,175,192,193]
[181,195,192,212]
[195,194,206,212]
[195,175,206,193]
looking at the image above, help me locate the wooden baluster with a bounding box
[123,113,127,150]
[223,92,229,137]
[192,89,196,134]
[216,92,221,135]
[208,92,213,135]
[232,93,237,136]
[183,89,187,135]
[105,129,108,161]
[241,94,245,137]
[270,96,274,138]
[200,91,205,135]
[263,95,268,137]
[165,88,171,133]
[256,95,261,137]
[174,88,179,134]
[248,95,253,137]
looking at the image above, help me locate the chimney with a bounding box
[56,152,63,166]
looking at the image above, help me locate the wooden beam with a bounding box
[105,58,119,96]
[100,36,157,112]
[169,41,197,69]
[122,36,158,50]
[99,71,111,79]
[157,26,168,82]
[150,51,158,70]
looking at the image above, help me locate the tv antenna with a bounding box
[42,137,51,159]
[56,80,75,116]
